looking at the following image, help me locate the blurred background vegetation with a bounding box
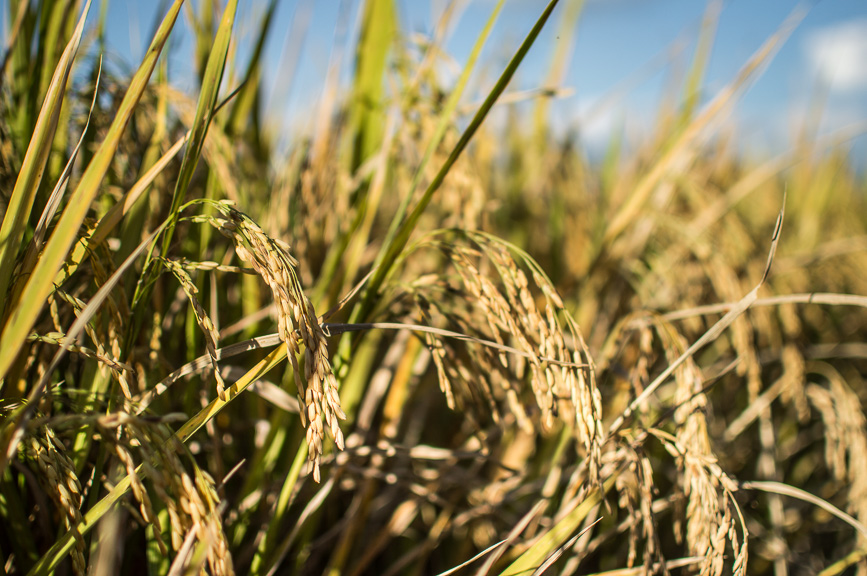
[0,1,866,575]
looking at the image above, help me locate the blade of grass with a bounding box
[371,0,504,290]
[29,57,101,251]
[435,540,508,576]
[0,0,91,314]
[0,0,183,382]
[474,502,548,576]
[532,0,583,141]
[225,0,277,136]
[158,2,237,253]
[675,0,721,132]
[117,57,170,265]
[249,444,310,575]
[531,518,602,575]
[35,0,74,114]
[7,0,39,147]
[12,56,102,304]
[262,473,333,576]
[343,0,562,353]
[498,477,614,576]
[741,481,867,540]
[348,0,395,171]
[128,0,238,350]
[660,292,867,322]
[818,548,867,576]
[40,0,77,184]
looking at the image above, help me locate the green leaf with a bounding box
[128,0,239,349]
[0,0,90,316]
[349,0,396,171]
[348,0,563,331]
[498,477,614,576]
[0,0,184,381]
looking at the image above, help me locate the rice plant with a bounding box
[1,1,866,575]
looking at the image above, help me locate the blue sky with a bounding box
[4,0,867,163]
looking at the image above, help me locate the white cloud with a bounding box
[573,96,620,150]
[580,92,668,146]
[804,19,867,93]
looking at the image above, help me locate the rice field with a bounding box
[1,1,866,575]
